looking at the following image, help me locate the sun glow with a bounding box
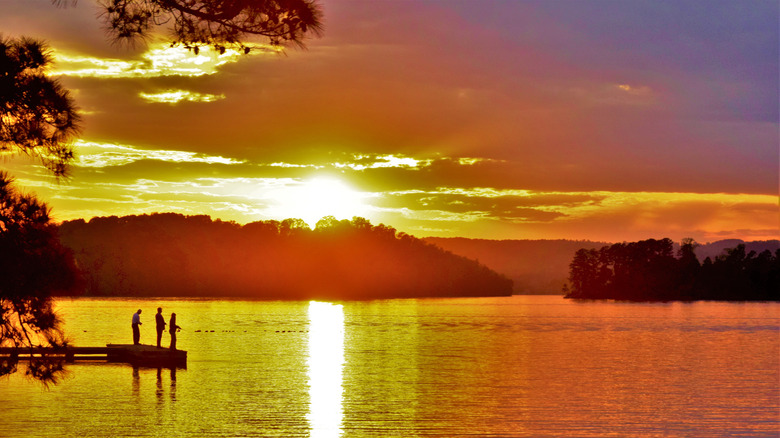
[307,301,345,438]
[269,178,370,227]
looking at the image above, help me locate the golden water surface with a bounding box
[1,296,777,437]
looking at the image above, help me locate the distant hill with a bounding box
[58,214,512,300]
[424,238,608,294]
[424,237,780,295]
[694,240,780,261]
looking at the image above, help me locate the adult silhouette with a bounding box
[155,307,167,348]
[169,313,182,350]
[131,309,142,345]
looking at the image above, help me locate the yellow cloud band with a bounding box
[51,44,278,78]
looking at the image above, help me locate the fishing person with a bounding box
[155,307,167,348]
[131,309,142,345]
[169,313,182,350]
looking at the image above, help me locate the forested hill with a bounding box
[57,214,512,299]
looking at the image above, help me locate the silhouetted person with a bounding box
[155,307,167,348]
[131,309,142,345]
[169,313,182,350]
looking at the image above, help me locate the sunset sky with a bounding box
[1,0,778,242]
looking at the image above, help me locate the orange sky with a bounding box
[1,0,778,242]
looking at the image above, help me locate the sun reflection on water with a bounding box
[307,301,345,438]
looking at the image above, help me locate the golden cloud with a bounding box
[139,90,226,104]
[267,154,498,172]
[333,154,429,171]
[51,44,278,78]
[73,140,244,167]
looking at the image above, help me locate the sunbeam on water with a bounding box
[307,301,345,438]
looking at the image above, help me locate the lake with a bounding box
[1,296,778,437]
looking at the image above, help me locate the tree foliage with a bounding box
[564,238,780,301]
[0,36,80,178]
[97,0,324,52]
[0,172,81,383]
[58,213,513,299]
[1,37,81,382]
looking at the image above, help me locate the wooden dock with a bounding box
[0,344,187,368]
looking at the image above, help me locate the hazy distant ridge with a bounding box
[424,237,780,295]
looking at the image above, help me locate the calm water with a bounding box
[1,296,778,437]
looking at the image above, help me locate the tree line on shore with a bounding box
[563,238,780,301]
[58,213,513,300]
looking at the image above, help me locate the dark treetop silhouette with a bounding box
[58,213,513,299]
[0,172,81,383]
[1,36,82,383]
[563,238,780,301]
[96,0,323,52]
[0,36,80,178]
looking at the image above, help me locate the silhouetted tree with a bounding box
[0,172,81,383]
[564,238,779,301]
[1,36,82,383]
[96,0,323,52]
[0,36,81,177]
[676,238,701,299]
[566,248,603,299]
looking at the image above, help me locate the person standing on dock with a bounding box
[155,307,167,348]
[169,313,182,350]
[132,309,142,345]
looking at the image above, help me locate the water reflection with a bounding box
[156,367,164,406]
[132,366,140,397]
[307,301,345,438]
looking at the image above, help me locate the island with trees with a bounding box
[58,213,513,300]
[563,238,780,301]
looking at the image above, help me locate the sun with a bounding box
[271,177,370,227]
